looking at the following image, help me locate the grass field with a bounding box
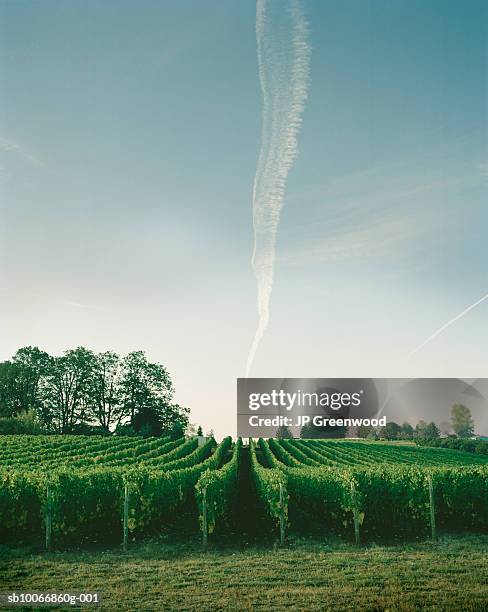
[2,535,488,611]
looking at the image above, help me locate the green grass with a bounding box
[2,535,488,611]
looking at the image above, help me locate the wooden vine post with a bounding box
[45,482,52,551]
[202,485,208,550]
[123,482,129,551]
[279,482,286,546]
[427,473,436,541]
[350,480,360,546]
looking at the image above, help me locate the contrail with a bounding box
[409,292,488,357]
[246,0,311,376]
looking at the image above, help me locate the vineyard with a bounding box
[253,438,488,543]
[0,434,237,546]
[1,435,488,548]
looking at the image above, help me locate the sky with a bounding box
[1,0,487,438]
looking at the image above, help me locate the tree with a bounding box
[0,361,21,417]
[0,409,45,434]
[0,347,51,417]
[451,404,475,438]
[357,424,373,439]
[380,422,401,440]
[439,421,452,436]
[12,347,52,413]
[87,351,124,432]
[0,346,189,437]
[300,423,314,439]
[119,351,187,437]
[132,405,163,437]
[300,422,347,439]
[40,347,97,433]
[415,420,440,440]
[400,422,414,440]
[159,403,189,438]
[120,351,173,422]
[197,425,203,436]
[414,420,427,440]
[276,425,293,439]
[424,422,440,439]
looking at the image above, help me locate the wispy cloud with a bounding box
[246,0,311,376]
[27,291,93,310]
[409,292,488,357]
[0,138,44,168]
[59,300,92,309]
[476,161,488,180]
[279,213,419,265]
[279,157,483,266]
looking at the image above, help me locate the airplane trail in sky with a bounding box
[409,292,488,357]
[246,0,311,376]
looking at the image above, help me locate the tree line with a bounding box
[277,403,476,440]
[368,403,475,441]
[0,346,189,437]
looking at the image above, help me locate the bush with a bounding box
[417,437,488,456]
[114,424,138,437]
[70,424,110,436]
[0,410,45,435]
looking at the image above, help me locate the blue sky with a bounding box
[1,0,487,437]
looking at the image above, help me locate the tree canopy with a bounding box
[451,404,475,438]
[415,420,440,440]
[380,422,402,440]
[0,346,189,436]
[276,425,293,439]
